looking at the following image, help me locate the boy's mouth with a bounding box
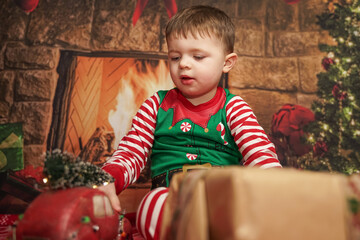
[180,75,194,85]
[180,75,192,80]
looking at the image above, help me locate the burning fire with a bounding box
[108,59,173,149]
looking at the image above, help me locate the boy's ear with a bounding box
[223,53,238,73]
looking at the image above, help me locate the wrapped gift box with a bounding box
[161,167,360,240]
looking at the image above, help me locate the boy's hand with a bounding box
[98,182,121,213]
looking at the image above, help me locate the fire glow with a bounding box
[108,59,173,149]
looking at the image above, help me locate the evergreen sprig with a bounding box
[43,149,114,190]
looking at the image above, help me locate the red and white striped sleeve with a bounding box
[226,96,282,169]
[102,93,160,193]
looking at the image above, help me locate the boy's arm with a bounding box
[102,93,160,194]
[226,96,282,169]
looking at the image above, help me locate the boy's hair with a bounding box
[165,5,235,53]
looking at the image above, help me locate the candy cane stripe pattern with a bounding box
[216,122,228,145]
[186,153,197,160]
[180,122,192,132]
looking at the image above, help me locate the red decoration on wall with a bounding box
[283,0,301,4]
[270,104,315,158]
[132,0,178,26]
[13,0,39,13]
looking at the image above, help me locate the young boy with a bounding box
[100,5,281,240]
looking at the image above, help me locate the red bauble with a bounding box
[322,57,335,71]
[313,141,328,157]
[284,0,301,4]
[332,83,347,100]
[13,0,39,13]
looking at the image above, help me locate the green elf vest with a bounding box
[150,87,242,178]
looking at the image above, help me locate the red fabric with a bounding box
[14,165,44,184]
[0,214,18,240]
[102,164,126,194]
[13,0,39,12]
[132,0,149,26]
[0,215,18,226]
[132,0,178,26]
[161,87,226,128]
[164,0,178,18]
[136,188,169,240]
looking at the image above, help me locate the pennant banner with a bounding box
[0,122,24,172]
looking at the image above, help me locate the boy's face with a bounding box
[167,33,233,105]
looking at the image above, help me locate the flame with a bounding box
[108,60,173,149]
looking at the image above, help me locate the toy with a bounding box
[15,187,118,240]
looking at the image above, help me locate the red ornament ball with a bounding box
[13,0,39,13]
[313,141,328,157]
[332,83,347,100]
[283,0,301,4]
[322,57,335,71]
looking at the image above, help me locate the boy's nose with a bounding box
[179,57,190,69]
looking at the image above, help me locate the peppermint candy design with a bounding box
[180,122,192,132]
[186,153,198,161]
[216,122,228,145]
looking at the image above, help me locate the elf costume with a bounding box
[102,87,281,240]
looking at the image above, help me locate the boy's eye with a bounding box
[194,56,204,60]
[170,56,180,61]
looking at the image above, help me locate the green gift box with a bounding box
[0,122,24,172]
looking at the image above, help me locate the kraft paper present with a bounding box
[161,167,360,240]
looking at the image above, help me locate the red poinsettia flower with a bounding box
[322,57,334,71]
[313,141,328,157]
[332,83,347,100]
[271,104,315,157]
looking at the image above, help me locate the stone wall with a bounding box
[0,0,329,167]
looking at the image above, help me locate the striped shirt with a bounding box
[102,88,281,193]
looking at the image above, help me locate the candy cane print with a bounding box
[216,122,228,145]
